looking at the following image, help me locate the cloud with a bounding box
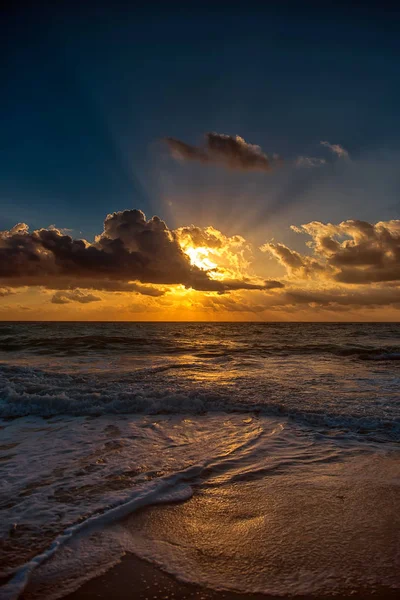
[210,278,283,292]
[264,219,400,285]
[261,242,304,270]
[0,210,280,294]
[175,224,283,291]
[203,287,400,313]
[282,288,400,308]
[0,278,166,297]
[0,210,209,291]
[7,208,400,317]
[0,287,14,297]
[295,156,327,168]
[320,140,349,159]
[260,241,324,278]
[164,138,209,163]
[165,132,281,172]
[200,295,268,314]
[43,279,166,296]
[51,290,102,304]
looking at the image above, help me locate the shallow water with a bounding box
[0,323,399,598]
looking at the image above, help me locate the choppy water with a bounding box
[0,322,399,599]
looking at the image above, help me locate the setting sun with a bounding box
[182,245,219,273]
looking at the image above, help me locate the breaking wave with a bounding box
[1,364,399,441]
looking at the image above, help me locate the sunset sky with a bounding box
[1,2,400,321]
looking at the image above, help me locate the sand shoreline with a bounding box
[63,553,399,600]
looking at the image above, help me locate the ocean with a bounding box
[0,322,399,599]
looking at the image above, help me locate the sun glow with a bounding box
[176,225,253,282]
[184,246,218,272]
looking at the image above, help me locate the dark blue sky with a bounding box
[1,2,400,243]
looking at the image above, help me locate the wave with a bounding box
[0,364,399,441]
[0,473,195,600]
[0,335,182,356]
[2,334,400,361]
[0,422,275,599]
[253,343,400,360]
[2,415,399,600]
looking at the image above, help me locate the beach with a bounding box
[64,553,400,600]
[1,322,399,599]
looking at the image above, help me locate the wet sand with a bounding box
[22,450,400,600]
[64,553,400,600]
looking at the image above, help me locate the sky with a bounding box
[1,1,400,321]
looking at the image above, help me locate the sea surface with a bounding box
[0,322,399,599]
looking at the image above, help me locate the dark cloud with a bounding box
[262,242,305,271]
[165,132,281,172]
[203,287,400,313]
[201,296,268,314]
[283,288,400,308]
[51,279,166,296]
[209,279,283,293]
[0,210,209,290]
[0,277,166,296]
[51,290,102,305]
[0,210,281,294]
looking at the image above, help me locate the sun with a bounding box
[184,246,218,272]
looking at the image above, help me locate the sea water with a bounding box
[0,322,399,598]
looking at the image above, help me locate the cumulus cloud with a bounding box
[320,140,349,159]
[175,224,283,291]
[264,219,400,285]
[0,210,281,294]
[176,225,249,277]
[165,132,281,172]
[0,210,211,291]
[51,290,102,304]
[7,207,400,317]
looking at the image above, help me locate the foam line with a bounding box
[0,468,198,600]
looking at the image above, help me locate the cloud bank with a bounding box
[0,210,280,295]
[2,210,400,318]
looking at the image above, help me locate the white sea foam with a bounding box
[1,363,399,441]
[0,414,286,599]
[0,415,272,578]
[6,419,400,600]
[0,479,193,600]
